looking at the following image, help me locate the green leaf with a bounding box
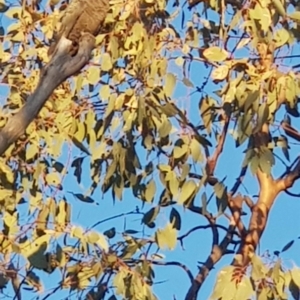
[178,180,197,204]
[145,179,156,202]
[249,5,271,31]
[203,46,228,62]
[26,143,38,161]
[272,0,286,17]
[288,11,300,22]
[0,274,9,289]
[258,148,274,175]
[211,65,229,81]
[155,222,177,250]
[158,118,172,138]
[182,77,194,87]
[73,193,95,203]
[103,227,116,239]
[173,144,188,159]
[250,155,259,175]
[71,137,91,155]
[193,132,212,147]
[86,231,100,244]
[45,173,60,187]
[214,182,228,214]
[87,66,100,85]
[169,208,181,230]
[237,114,253,146]
[165,73,176,97]
[113,268,126,295]
[96,234,109,252]
[158,164,172,173]
[142,206,160,226]
[286,75,296,105]
[190,138,203,162]
[210,266,236,299]
[160,103,178,117]
[101,53,113,71]
[276,136,290,161]
[255,103,269,132]
[251,254,267,281]
[291,268,300,288]
[28,250,48,270]
[235,276,255,299]
[168,172,179,198]
[22,234,51,258]
[199,96,214,135]
[0,2,9,13]
[274,28,290,48]
[36,206,49,234]
[100,85,110,100]
[71,226,84,239]
[244,91,259,112]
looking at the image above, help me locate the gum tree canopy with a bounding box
[1,0,300,299]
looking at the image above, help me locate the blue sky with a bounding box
[2,0,300,299]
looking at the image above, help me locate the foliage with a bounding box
[1,0,300,299]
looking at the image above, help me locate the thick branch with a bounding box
[228,194,247,237]
[232,124,279,266]
[233,123,300,267]
[185,225,235,300]
[277,156,300,191]
[0,33,95,157]
[233,169,280,266]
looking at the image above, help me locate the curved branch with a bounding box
[184,224,235,300]
[0,33,95,156]
[230,165,248,195]
[150,260,194,283]
[127,258,194,284]
[178,224,239,245]
[277,156,300,191]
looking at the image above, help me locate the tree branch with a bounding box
[205,108,230,179]
[0,33,95,157]
[276,156,300,191]
[228,194,247,237]
[232,120,300,266]
[233,168,280,266]
[184,224,235,300]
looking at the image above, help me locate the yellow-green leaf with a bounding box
[165,73,176,97]
[203,47,228,62]
[155,222,177,250]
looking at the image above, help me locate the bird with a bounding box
[48,0,109,57]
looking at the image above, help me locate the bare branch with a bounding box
[206,111,230,178]
[184,225,235,300]
[281,121,300,142]
[231,124,286,266]
[276,156,300,191]
[230,165,248,195]
[149,260,194,283]
[178,224,239,246]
